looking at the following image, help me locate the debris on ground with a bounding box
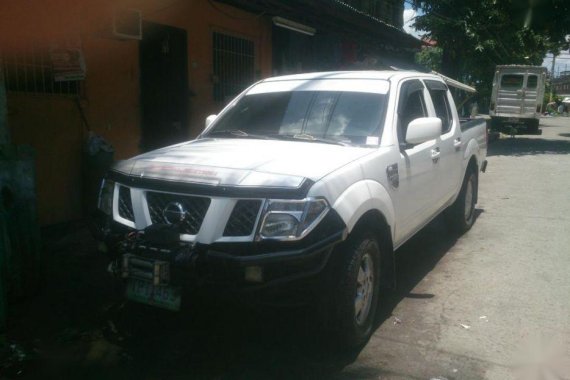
[107,320,118,335]
[459,323,471,330]
[0,342,35,378]
[393,317,402,325]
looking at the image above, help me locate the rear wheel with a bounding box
[526,119,539,134]
[489,117,502,131]
[333,230,381,348]
[445,169,477,234]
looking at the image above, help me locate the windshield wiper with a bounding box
[271,133,350,146]
[205,130,271,140]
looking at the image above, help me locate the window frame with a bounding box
[2,45,83,97]
[526,75,538,89]
[424,80,454,135]
[212,31,256,103]
[396,79,429,146]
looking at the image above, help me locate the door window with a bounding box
[398,80,427,143]
[428,89,453,134]
[500,74,523,89]
[526,75,538,89]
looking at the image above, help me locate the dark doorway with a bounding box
[140,22,189,152]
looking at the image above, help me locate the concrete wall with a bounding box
[0,0,272,225]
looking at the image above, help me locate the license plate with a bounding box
[126,279,181,311]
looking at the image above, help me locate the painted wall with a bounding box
[1,0,272,225]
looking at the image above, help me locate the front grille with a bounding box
[118,186,134,221]
[224,200,262,237]
[146,192,211,235]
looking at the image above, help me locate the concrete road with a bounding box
[341,116,570,379]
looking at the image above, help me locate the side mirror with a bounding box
[405,117,442,145]
[205,114,217,129]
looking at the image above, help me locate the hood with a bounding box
[112,138,375,188]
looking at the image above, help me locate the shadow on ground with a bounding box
[488,136,570,157]
[4,214,476,380]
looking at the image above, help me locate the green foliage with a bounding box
[415,47,442,72]
[410,0,570,96]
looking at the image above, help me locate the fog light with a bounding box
[245,266,264,283]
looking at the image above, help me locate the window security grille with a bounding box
[212,32,255,103]
[1,45,81,96]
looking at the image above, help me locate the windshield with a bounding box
[203,89,388,146]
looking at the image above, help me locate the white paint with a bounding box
[111,71,487,249]
[405,117,442,145]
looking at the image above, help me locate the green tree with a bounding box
[415,46,443,72]
[410,0,570,94]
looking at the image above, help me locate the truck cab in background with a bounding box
[489,65,547,135]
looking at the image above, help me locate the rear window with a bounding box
[526,75,538,89]
[500,74,523,89]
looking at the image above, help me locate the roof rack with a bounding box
[431,71,477,93]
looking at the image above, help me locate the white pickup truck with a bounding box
[96,71,487,347]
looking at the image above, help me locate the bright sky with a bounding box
[542,51,570,77]
[403,3,423,39]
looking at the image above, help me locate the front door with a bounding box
[393,79,440,244]
[140,22,189,152]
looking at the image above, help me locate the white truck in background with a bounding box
[489,65,547,134]
[96,71,488,348]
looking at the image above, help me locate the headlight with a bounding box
[259,198,329,240]
[98,179,115,216]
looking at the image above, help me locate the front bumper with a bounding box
[97,210,347,294]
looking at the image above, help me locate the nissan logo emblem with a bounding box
[163,202,187,224]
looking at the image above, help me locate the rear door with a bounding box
[424,80,462,207]
[522,74,539,116]
[496,72,524,116]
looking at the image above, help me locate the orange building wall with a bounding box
[1,0,272,225]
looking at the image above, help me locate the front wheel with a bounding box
[333,230,381,348]
[445,169,478,234]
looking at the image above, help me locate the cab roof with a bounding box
[261,71,437,82]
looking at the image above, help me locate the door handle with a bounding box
[454,138,462,151]
[431,147,441,163]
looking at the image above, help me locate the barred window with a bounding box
[212,32,255,103]
[2,45,82,96]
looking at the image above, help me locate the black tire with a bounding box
[526,119,539,134]
[489,117,501,130]
[332,229,381,349]
[445,168,478,234]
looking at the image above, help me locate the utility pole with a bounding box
[549,54,557,102]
